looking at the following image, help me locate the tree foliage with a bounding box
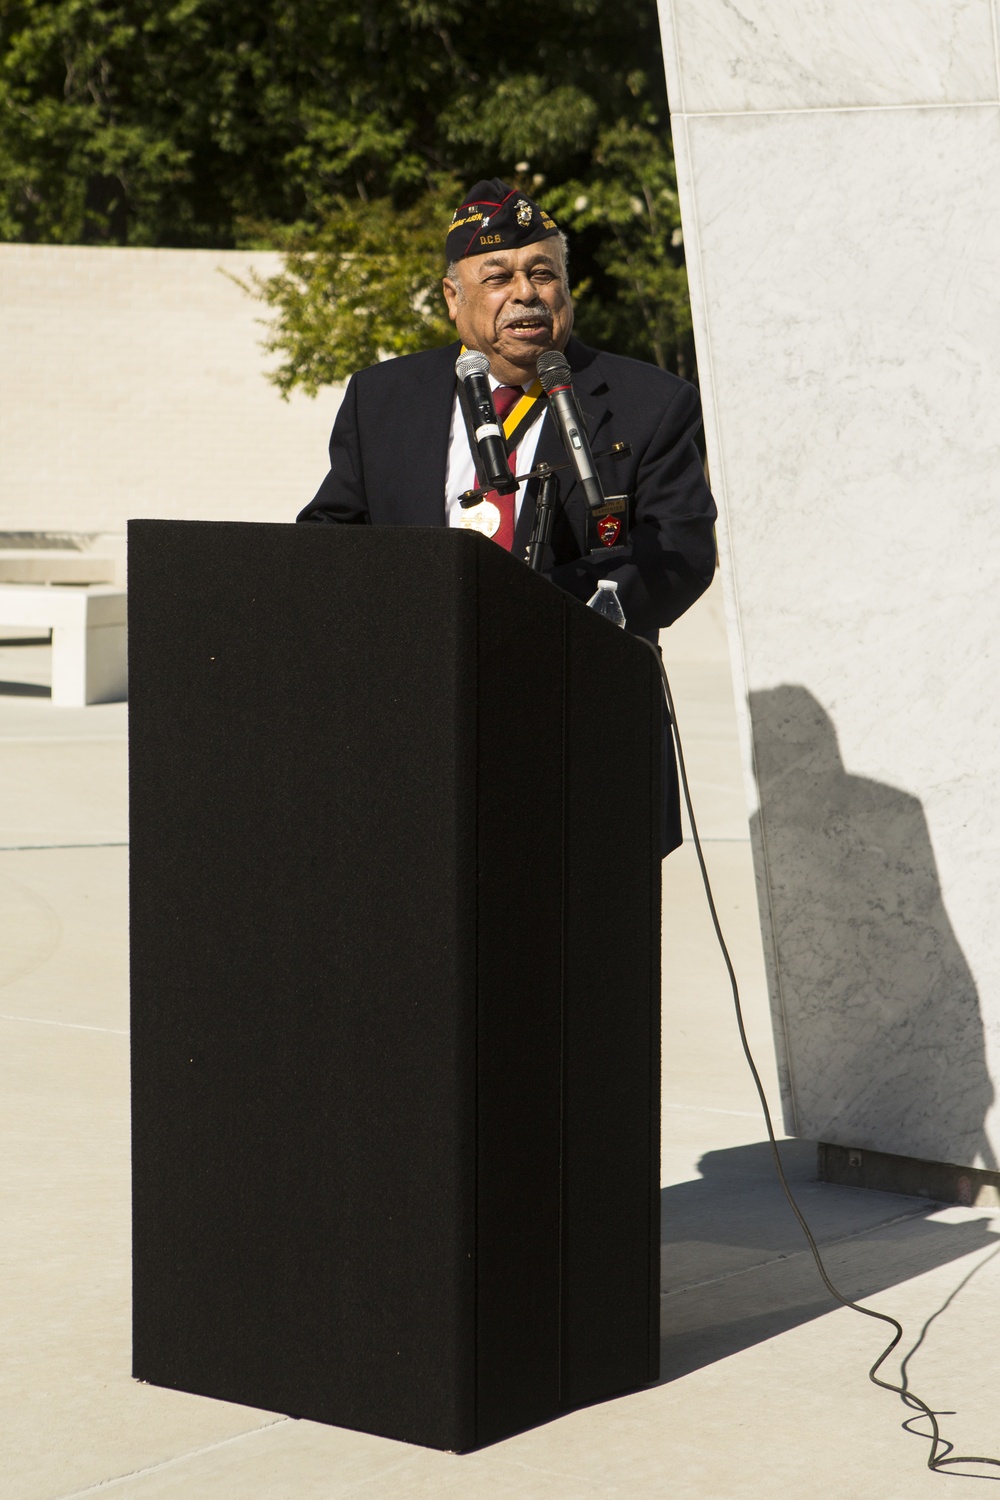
[0,0,693,381]
[237,179,460,399]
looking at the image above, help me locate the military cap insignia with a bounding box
[445,178,560,261]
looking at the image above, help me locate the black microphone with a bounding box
[455,350,516,494]
[536,350,606,512]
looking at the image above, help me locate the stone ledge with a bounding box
[818,1142,1000,1209]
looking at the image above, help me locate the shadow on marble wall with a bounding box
[659,1139,998,1383]
[748,685,995,1172]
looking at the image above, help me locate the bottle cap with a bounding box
[597,579,618,591]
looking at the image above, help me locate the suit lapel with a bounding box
[394,342,460,527]
[566,337,612,462]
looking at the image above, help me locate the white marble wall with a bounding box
[0,246,339,537]
[658,0,1000,1170]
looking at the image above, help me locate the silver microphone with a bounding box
[455,350,515,494]
[536,350,605,511]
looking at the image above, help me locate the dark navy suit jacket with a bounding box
[297,336,717,851]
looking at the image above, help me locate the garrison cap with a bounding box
[446,177,560,261]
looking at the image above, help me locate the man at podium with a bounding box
[297,177,717,851]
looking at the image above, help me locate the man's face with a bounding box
[442,241,573,384]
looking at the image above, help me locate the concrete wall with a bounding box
[657,0,1000,1170]
[0,245,340,539]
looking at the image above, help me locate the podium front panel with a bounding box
[129,521,660,1451]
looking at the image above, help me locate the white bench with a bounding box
[0,585,127,706]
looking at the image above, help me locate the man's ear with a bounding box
[442,277,460,324]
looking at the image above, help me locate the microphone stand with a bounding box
[524,465,558,574]
[459,441,632,576]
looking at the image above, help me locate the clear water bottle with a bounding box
[586,578,626,628]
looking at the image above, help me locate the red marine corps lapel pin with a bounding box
[597,514,621,547]
[585,495,631,553]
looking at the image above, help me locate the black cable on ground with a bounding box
[642,637,1000,1480]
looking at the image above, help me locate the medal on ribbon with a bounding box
[458,500,502,537]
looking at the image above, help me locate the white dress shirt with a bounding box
[444,373,546,528]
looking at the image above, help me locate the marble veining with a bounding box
[669,96,1000,1167]
[657,0,998,115]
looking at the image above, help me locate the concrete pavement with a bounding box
[2,591,998,1499]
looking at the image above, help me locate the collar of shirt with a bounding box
[444,373,546,529]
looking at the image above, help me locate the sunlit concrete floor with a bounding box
[2,590,998,1500]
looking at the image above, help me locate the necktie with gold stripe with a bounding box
[478,384,524,552]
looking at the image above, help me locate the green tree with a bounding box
[238,180,459,399]
[0,0,694,376]
[547,116,691,378]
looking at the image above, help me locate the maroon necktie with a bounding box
[480,384,523,551]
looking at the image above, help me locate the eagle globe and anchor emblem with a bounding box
[515,198,533,228]
[597,514,622,546]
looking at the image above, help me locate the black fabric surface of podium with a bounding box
[129,520,661,1452]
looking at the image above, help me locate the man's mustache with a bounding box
[498,303,553,328]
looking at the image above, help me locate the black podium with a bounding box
[129,520,661,1452]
